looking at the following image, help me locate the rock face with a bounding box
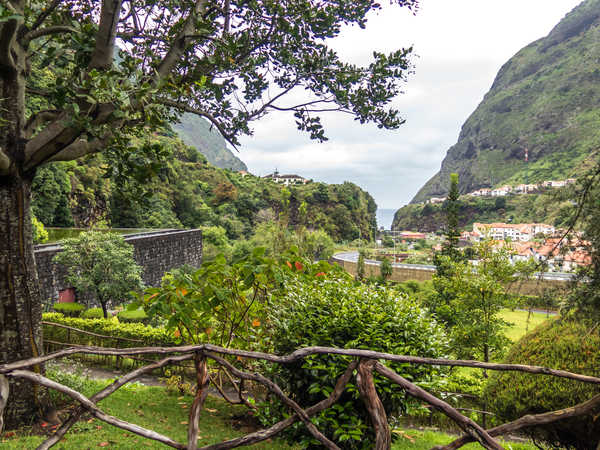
[172,113,248,171]
[412,0,600,203]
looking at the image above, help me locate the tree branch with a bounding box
[22,26,77,45]
[0,375,8,434]
[374,363,503,450]
[38,354,193,450]
[28,0,61,32]
[206,352,340,450]
[156,0,207,80]
[24,110,59,138]
[8,370,185,449]
[435,393,600,450]
[157,98,238,149]
[2,344,600,387]
[89,0,123,69]
[0,148,11,176]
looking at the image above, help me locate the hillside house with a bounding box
[428,197,446,204]
[263,170,309,186]
[491,185,512,196]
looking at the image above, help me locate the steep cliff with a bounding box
[172,114,248,171]
[412,0,600,203]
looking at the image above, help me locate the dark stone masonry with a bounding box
[35,229,203,309]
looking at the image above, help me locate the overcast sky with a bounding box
[236,0,583,210]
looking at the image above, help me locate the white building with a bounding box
[263,170,309,186]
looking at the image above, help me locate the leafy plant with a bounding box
[261,278,448,449]
[135,248,283,349]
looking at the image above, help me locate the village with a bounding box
[424,178,576,204]
[384,222,590,273]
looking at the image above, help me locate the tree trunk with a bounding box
[0,174,47,428]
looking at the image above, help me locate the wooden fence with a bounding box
[1,341,600,450]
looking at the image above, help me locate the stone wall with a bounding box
[331,254,569,296]
[35,229,202,309]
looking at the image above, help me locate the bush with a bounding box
[118,308,149,324]
[81,307,104,319]
[262,278,448,449]
[52,302,85,317]
[484,318,600,448]
[42,313,177,348]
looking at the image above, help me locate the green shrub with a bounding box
[484,318,600,448]
[81,307,104,319]
[52,302,85,317]
[42,313,176,348]
[118,308,149,324]
[261,278,448,449]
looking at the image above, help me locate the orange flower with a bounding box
[286,261,292,269]
[315,272,325,277]
[295,261,304,271]
[205,327,213,335]
[252,319,261,327]
[174,329,181,338]
[176,288,188,296]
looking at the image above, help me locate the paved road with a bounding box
[333,252,576,281]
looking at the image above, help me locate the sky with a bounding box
[236,0,583,210]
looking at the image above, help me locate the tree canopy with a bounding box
[1,0,419,177]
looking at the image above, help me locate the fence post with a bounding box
[356,359,391,450]
[187,352,209,450]
[0,374,9,434]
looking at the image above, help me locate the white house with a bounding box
[263,170,309,186]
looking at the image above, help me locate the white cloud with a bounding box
[237,0,583,209]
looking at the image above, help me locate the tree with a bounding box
[431,240,534,362]
[440,173,461,260]
[380,256,393,281]
[356,249,366,281]
[0,0,418,426]
[53,232,143,319]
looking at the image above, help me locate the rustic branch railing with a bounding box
[1,342,599,450]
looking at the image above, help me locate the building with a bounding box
[491,185,512,197]
[428,197,446,204]
[471,222,555,242]
[263,170,309,186]
[400,231,426,240]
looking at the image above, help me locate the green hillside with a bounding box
[31,133,376,243]
[392,189,575,232]
[171,114,248,171]
[412,0,600,203]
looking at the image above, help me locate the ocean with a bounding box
[376,208,396,230]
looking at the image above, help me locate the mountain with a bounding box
[411,0,600,204]
[171,113,248,171]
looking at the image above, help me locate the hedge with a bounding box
[42,313,178,348]
[117,309,149,324]
[52,302,85,317]
[484,317,600,448]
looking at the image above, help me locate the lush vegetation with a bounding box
[0,366,538,450]
[53,232,144,318]
[484,318,600,448]
[31,133,377,244]
[412,0,600,202]
[261,277,448,448]
[393,187,576,232]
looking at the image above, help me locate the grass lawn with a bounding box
[0,377,298,449]
[499,309,554,343]
[391,429,536,449]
